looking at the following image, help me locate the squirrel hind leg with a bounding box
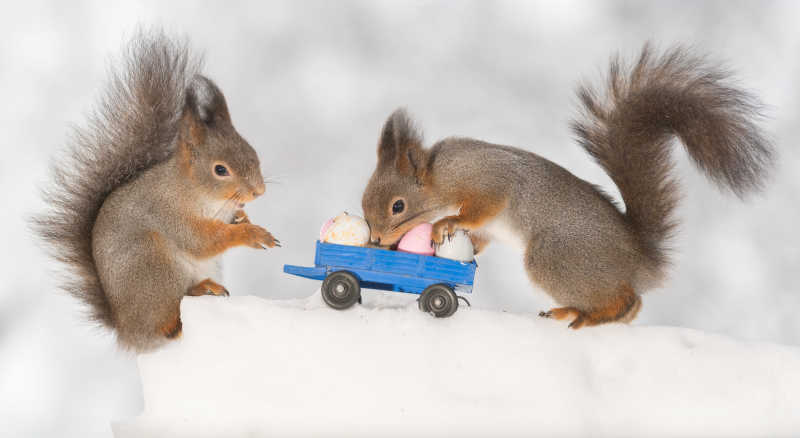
[539,286,642,329]
[187,278,230,297]
[160,312,183,339]
[158,302,184,340]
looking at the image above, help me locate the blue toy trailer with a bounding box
[284,241,477,317]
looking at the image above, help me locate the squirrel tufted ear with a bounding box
[377,108,425,180]
[184,75,231,127]
[179,75,232,149]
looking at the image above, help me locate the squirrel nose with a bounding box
[252,182,265,197]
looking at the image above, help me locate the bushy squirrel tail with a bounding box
[572,44,774,274]
[32,30,202,328]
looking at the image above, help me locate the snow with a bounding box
[114,292,800,437]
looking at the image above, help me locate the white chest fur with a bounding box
[201,198,236,223]
[482,214,525,251]
[177,252,223,283]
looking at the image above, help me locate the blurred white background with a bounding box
[1,1,798,436]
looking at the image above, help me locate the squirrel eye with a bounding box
[392,199,405,215]
[214,164,229,177]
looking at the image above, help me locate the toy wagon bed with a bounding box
[284,241,477,317]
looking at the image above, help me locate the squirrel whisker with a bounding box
[214,191,241,220]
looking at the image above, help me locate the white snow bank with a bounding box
[114,292,800,438]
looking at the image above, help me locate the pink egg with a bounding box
[319,217,335,240]
[397,223,434,256]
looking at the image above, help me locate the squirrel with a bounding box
[33,31,278,351]
[361,45,774,328]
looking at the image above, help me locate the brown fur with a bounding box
[187,278,229,297]
[362,45,773,328]
[541,284,641,328]
[572,44,774,271]
[31,30,198,328]
[32,30,274,351]
[161,309,183,339]
[431,196,508,245]
[186,218,276,259]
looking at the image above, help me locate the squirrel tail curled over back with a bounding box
[572,44,774,276]
[32,31,202,328]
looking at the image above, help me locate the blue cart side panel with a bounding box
[315,242,372,270]
[325,267,464,294]
[313,241,476,288]
[421,255,476,286]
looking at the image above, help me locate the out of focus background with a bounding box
[1,1,798,436]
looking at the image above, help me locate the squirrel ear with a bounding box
[377,108,425,180]
[184,75,232,126]
[179,75,232,149]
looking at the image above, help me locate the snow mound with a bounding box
[114,293,800,437]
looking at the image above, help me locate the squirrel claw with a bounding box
[538,311,552,318]
[431,218,461,245]
[244,224,277,249]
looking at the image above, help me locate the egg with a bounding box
[397,223,434,256]
[320,212,370,246]
[319,217,335,240]
[434,229,475,262]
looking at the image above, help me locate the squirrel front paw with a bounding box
[232,209,250,224]
[431,218,459,245]
[243,224,280,249]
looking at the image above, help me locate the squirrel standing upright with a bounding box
[34,32,278,351]
[362,45,774,328]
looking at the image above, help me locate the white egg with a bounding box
[434,229,474,262]
[321,212,370,246]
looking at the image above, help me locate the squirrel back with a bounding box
[33,32,202,328]
[361,44,774,328]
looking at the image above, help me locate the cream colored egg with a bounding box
[321,212,370,246]
[434,229,474,262]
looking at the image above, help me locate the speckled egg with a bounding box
[320,212,370,246]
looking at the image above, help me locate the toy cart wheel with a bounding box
[419,284,458,318]
[321,271,361,310]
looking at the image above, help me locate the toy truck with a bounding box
[284,241,477,317]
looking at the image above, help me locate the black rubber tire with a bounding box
[418,284,459,318]
[321,271,361,310]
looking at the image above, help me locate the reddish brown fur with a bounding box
[187,278,229,296]
[359,46,775,332]
[186,218,276,259]
[160,309,183,339]
[542,285,641,329]
[432,196,508,245]
[33,31,274,351]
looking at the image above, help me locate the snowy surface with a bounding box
[4,2,800,437]
[115,293,800,438]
